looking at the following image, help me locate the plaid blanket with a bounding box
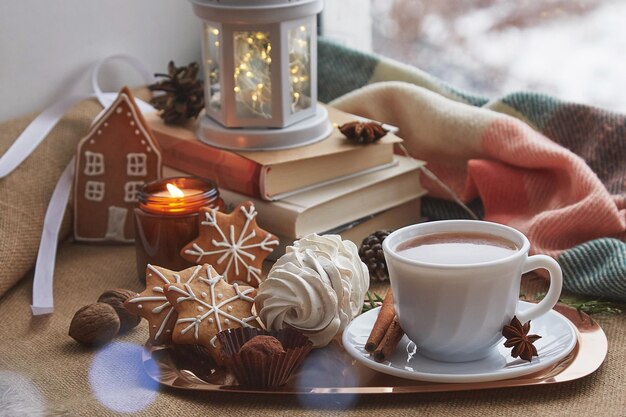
[317,39,626,302]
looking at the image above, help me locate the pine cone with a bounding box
[339,121,388,144]
[359,230,393,281]
[149,61,204,125]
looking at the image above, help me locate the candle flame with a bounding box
[166,183,185,198]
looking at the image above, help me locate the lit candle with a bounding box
[146,184,205,214]
[134,177,224,282]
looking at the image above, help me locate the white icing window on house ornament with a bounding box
[124,181,144,203]
[85,181,105,202]
[84,151,105,176]
[127,153,147,176]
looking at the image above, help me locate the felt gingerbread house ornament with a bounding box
[74,87,162,242]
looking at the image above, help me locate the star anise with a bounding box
[148,61,204,125]
[339,121,388,144]
[502,316,542,362]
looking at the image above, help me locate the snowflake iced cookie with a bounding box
[164,263,259,358]
[180,201,279,287]
[124,264,202,345]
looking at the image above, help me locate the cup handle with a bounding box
[516,255,563,323]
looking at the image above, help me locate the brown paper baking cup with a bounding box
[217,327,313,388]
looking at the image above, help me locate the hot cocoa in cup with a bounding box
[382,220,562,362]
[396,231,520,265]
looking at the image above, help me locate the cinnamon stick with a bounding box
[365,290,395,352]
[373,316,405,362]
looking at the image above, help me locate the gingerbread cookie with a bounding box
[74,86,162,243]
[164,264,258,355]
[180,201,279,287]
[124,264,204,345]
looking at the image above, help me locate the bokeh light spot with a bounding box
[0,371,45,416]
[88,342,159,413]
[293,348,359,409]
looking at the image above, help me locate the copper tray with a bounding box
[142,304,607,394]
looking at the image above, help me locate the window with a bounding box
[85,181,105,202]
[124,181,144,203]
[323,1,626,111]
[321,1,372,52]
[127,153,147,176]
[366,0,626,111]
[84,151,104,176]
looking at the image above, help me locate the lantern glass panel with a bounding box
[202,23,221,113]
[233,31,273,119]
[288,23,312,114]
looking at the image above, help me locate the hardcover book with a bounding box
[268,198,425,260]
[216,155,426,238]
[147,106,402,201]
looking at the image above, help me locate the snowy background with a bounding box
[371,0,626,111]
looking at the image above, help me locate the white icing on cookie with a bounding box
[128,264,201,341]
[183,205,279,285]
[166,266,256,347]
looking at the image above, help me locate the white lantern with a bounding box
[190,0,332,151]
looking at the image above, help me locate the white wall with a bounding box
[0,0,201,122]
[0,0,372,122]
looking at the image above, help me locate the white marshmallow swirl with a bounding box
[255,234,370,347]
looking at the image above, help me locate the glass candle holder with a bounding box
[134,176,224,282]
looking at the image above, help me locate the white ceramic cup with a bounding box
[382,220,563,362]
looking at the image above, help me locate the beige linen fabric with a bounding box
[1,93,625,416]
[0,89,151,298]
[0,107,87,297]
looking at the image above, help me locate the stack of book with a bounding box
[149,106,426,257]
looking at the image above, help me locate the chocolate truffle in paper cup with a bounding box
[217,327,313,388]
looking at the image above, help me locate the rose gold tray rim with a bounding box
[142,306,608,395]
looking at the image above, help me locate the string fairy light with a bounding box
[204,24,221,111]
[234,31,273,118]
[231,25,312,119]
[288,24,312,113]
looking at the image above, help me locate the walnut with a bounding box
[98,288,141,332]
[69,303,120,346]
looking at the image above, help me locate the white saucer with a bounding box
[342,301,578,383]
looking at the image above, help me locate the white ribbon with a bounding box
[0,95,93,178]
[31,159,75,315]
[0,55,156,315]
[92,54,157,114]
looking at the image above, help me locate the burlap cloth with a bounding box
[1,94,625,416]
